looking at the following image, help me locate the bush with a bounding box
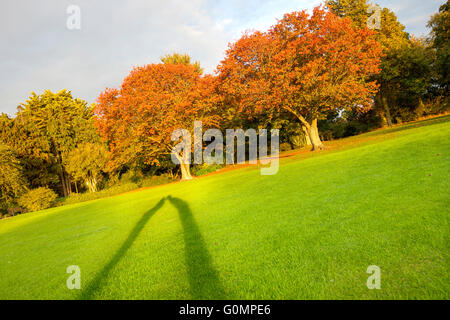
[279,142,292,152]
[119,169,144,184]
[289,134,307,149]
[191,163,223,177]
[423,96,450,116]
[0,200,8,217]
[64,173,175,206]
[18,187,58,212]
[64,183,139,205]
[140,174,174,188]
[318,109,384,141]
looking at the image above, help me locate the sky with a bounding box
[0,0,444,115]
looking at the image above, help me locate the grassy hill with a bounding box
[0,116,449,299]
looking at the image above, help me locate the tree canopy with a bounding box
[0,90,98,197]
[161,53,204,74]
[95,62,220,179]
[218,6,382,150]
[326,0,436,126]
[64,142,109,193]
[0,143,27,207]
[428,1,449,94]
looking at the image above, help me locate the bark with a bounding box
[381,94,393,127]
[59,167,72,196]
[305,119,325,151]
[56,152,71,196]
[58,166,67,197]
[174,153,193,180]
[297,115,324,151]
[86,177,98,193]
[302,125,312,146]
[65,174,72,196]
[180,163,193,180]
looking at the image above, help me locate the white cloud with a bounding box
[0,0,442,115]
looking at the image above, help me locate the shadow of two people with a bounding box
[81,195,224,299]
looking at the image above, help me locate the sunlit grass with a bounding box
[0,116,449,299]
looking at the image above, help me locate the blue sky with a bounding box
[0,0,444,115]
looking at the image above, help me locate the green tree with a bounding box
[64,143,109,193]
[161,53,204,74]
[0,143,28,208]
[326,0,369,28]
[8,90,99,196]
[378,37,434,122]
[0,113,58,189]
[327,0,419,126]
[428,1,450,95]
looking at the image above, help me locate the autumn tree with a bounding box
[218,7,382,150]
[95,63,219,180]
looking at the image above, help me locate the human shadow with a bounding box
[167,195,226,299]
[80,197,166,300]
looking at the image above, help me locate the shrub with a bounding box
[18,187,58,212]
[64,183,139,205]
[279,142,292,152]
[140,174,174,188]
[64,173,175,206]
[423,97,450,116]
[289,134,307,149]
[119,169,144,184]
[192,163,223,177]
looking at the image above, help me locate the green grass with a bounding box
[0,116,449,300]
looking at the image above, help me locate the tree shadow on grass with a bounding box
[80,197,166,300]
[367,115,450,137]
[167,195,226,299]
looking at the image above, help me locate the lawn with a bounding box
[0,116,449,300]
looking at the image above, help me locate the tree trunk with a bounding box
[305,119,325,151]
[174,153,193,180]
[86,177,98,193]
[65,175,72,195]
[92,177,97,192]
[58,166,67,197]
[59,167,72,196]
[179,162,193,180]
[302,125,312,146]
[56,152,71,196]
[381,94,393,127]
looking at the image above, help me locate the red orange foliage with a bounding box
[95,63,219,171]
[218,6,383,150]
